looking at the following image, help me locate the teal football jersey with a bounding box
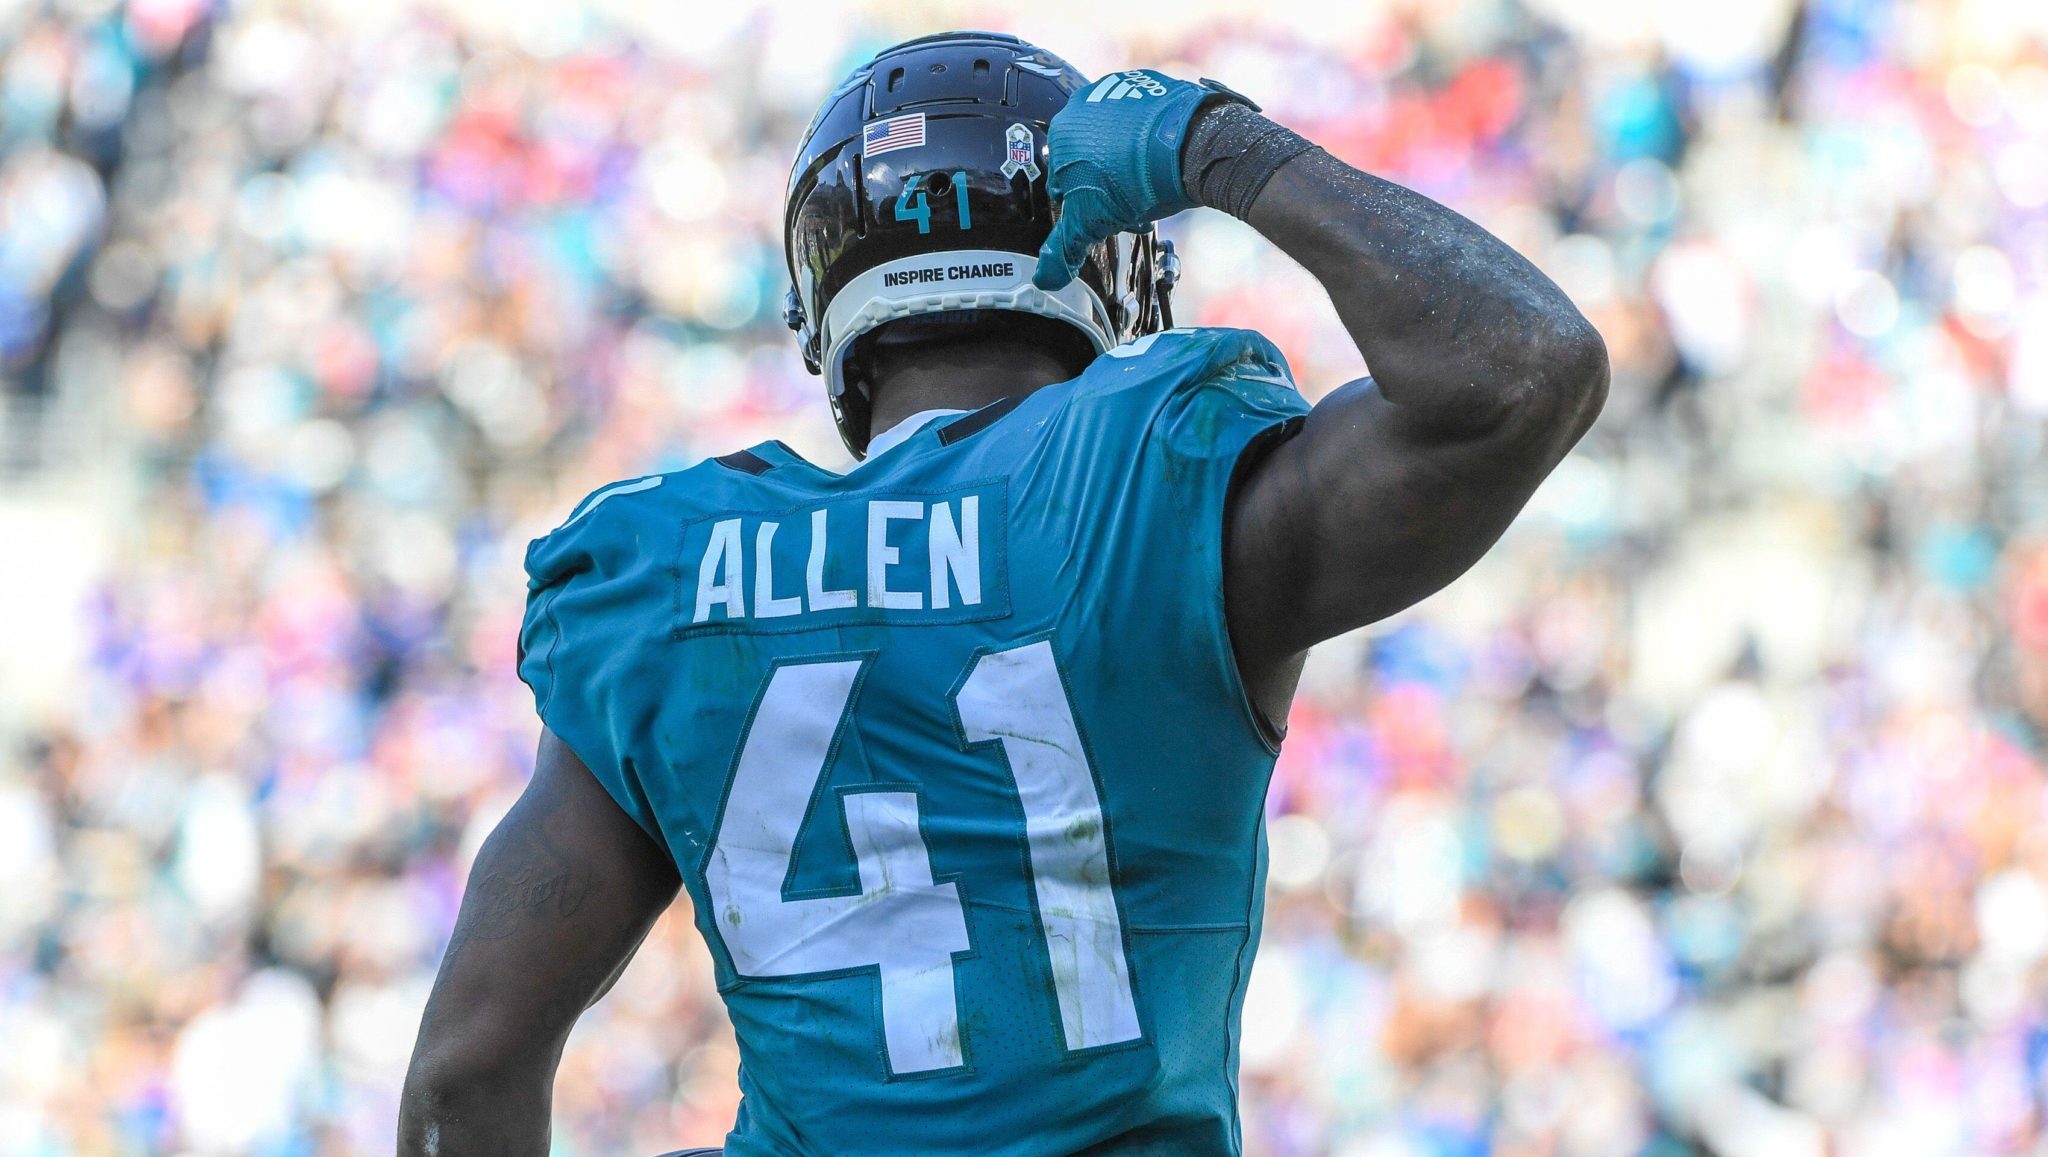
[517,328,1309,1156]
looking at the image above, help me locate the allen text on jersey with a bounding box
[676,481,1012,635]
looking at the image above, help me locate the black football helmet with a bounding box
[783,31,1179,457]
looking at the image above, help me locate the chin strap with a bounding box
[1156,238,1179,330]
[783,288,819,375]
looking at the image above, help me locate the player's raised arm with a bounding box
[398,729,680,1157]
[1034,70,1609,724]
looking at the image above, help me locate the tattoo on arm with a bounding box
[441,755,611,962]
[445,822,594,959]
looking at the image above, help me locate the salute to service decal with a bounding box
[1001,124,1040,180]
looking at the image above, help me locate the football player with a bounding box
[399,31,1606,1157]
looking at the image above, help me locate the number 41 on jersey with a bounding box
[704,639,1142,1075]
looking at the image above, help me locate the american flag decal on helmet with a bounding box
[862,113,925,157]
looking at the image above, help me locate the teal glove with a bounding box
[1032,70,1237,291]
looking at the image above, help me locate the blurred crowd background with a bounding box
[2,0,2047,1152]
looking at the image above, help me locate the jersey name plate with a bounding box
[675,479,1011,635]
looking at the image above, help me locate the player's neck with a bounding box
[866,340,1084,437]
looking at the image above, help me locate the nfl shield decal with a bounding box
[1001,123,1040,180]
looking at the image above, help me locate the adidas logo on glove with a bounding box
[1088,70,1170,102]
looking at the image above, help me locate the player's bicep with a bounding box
[1227,375,1571,666]
[414,729,681,1065]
